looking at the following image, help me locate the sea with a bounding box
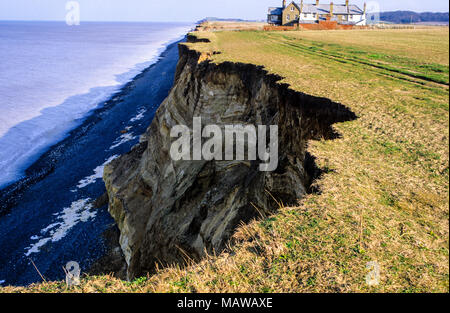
[0,21,192,188]
[0,21,193,286]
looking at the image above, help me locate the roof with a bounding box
[268,7,283,15]
[268,2,364,16]
[293,2,364,15]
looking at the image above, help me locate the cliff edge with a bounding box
[103,36,356,280]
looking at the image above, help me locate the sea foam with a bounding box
[75,155,119,189]
[24,198,96,256]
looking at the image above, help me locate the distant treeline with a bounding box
[380,11,449,24]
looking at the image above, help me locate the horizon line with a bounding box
[0,9,449,23]
[0,19,198,23]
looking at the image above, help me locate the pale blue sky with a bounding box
[0,0,448,22]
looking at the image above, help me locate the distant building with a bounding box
[268,0,367,26]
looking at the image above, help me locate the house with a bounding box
[267,0,367,26]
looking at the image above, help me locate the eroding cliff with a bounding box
[103,39,356,279]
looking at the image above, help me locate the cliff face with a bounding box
[103,40,356,280]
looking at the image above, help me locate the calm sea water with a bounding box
[0,21,193,188]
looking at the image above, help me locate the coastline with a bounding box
[0,34,188,216]
[0,36,187,286]
[0,21,448,293]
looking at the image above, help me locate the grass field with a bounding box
[2,26,449,293]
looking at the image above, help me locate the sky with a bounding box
[0,0,448,22]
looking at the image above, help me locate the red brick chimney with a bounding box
[316,0,319,6]
[283,0,286,8]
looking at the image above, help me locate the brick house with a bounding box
[268,0,367,26]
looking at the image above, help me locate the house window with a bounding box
[290,6,294,11]
[287,14,290,20]
[349,14,353,19]
[304,13,308,18]
[271,15,279,21]
[313,13,317,18]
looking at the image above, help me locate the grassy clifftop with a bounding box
[3,26,449,293]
